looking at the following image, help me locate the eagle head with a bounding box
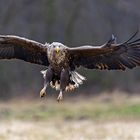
[50,42,65,53]
[47,42,67,64]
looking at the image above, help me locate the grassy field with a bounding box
[0,92,140,140]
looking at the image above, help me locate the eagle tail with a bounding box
[41,69,86,92]
[70,71,86,85]
[65,71,86,91]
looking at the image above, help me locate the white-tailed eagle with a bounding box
[0,32,140,101]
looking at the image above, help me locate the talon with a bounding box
[57,91,63,102]
[40,88,46,98]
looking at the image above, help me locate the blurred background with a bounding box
[0,0,140,140]
[0,0,140,99]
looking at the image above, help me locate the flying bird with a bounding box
[0,32,140,101]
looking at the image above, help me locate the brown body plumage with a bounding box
[0,32,140,101]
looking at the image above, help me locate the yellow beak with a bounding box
[56,46,60,53]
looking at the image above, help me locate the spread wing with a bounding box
[68,32,140,70]
[0,35,49,66]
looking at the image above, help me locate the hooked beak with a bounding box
[56,46,60,53]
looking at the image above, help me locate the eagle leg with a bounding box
[57,68,69,102]
[57,90,63,102]
[40,66,53,98]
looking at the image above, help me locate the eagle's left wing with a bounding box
[0,35,49,66]
[68,32,140,70]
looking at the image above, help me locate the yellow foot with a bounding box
[40,88,46,98]
[57,91,63,102]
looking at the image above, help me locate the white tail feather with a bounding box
[69,71,86,90]
[74,71,86,81]
[41,69,86,92]
[70,71,86,85]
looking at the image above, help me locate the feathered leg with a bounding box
[40,66,53,98]
[57,69,69,102]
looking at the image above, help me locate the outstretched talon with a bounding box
[40,87,46,98]
[57,91,63,102]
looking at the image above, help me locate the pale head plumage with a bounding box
[47,42,68,65]
[49,42,66,50]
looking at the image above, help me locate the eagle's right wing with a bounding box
[0,35,49,66]
[68,32,140,70]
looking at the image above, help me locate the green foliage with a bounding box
[1,97,140,121]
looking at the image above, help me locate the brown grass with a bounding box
[0,120,140,140]
[0,92,140,140]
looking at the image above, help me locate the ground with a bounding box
[0,91,140,140]
[0,120,140,140]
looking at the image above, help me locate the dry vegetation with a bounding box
[0,120,140,140]
[0,92,140,140]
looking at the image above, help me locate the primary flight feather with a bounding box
[0,32,140,101]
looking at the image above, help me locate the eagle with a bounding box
[0,32,140,101]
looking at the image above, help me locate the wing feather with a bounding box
[0,35,49,66]
[68,32,140,70]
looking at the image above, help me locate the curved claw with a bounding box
[57,91,63,102]
[40,87,46,98]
